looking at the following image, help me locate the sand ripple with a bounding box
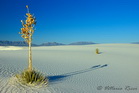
[0,65,53,93]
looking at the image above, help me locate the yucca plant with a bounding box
[17,5,48,86]
[16,69,48,86]
[96,48,99,54]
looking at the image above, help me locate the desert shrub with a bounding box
[96,48,99,54]
[16,69,48,86]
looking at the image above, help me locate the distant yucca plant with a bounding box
[16,69,48,86]
[96,48,99,54]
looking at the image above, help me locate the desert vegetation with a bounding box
[96,48,99,54]
[16,5,48,86]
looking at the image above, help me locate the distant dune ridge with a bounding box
[0,41,96,46]
[41,42,65,46]
[0,41,27,46]
[0,41,37,46]
[1,41,139,46]
[132,42,139,44]
[69,41,96,45]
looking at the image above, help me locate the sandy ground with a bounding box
[0,44,139,93]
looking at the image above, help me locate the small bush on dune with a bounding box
[96,48,99,54]
[16,69,48,86]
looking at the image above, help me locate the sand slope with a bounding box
[0,44,139,93]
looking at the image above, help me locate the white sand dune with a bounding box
[0,44,139,93]
[0,46,23,50]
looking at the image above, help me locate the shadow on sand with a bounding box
[98,52,103,54]
[47,64,108,84]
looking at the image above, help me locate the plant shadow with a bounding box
[47,64,108,84]
[99,52,103,54]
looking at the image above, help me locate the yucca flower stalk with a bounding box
[19,5,36,72]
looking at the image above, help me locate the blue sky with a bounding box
[0,0,139,44]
